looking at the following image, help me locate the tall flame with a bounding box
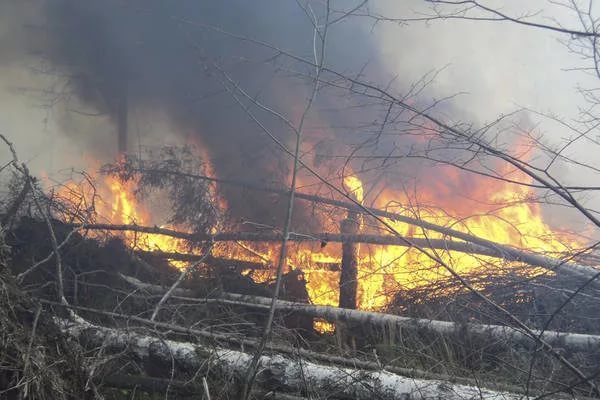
[344,175,364,204]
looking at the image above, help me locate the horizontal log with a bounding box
[80,223,598,281]
[44,300,570,396]
[120,274,189,296]
[61,319,526,400]
[120,275,600,353]
[221,292,600,353]
[124,172,600,282]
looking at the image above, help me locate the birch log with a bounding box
[61,320,526,400]
[125,171,598,281]
[220,293,600,352]
[120,275,600,353]
[82,223,599,282]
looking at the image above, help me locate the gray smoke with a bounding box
[3,1,573,231]
[1,0,392,225]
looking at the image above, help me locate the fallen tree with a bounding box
[112,170,600,281]
[80,223,599,282]
[120,274,600,353]
[45,298,534,394]
[61,319,528,400]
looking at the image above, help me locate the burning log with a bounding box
[61,320,527,399]
[125,172,600,282]
[81,222,598,281]
[119,275,600,353]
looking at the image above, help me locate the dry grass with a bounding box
[0,230,88,400]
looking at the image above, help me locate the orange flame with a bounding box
[53,153,582,335]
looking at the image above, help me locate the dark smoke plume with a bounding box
[3,1,487,228]
[5,0,386,226]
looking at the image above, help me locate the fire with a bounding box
[99,176,187,256]
[290,169,579,315]
[344,175,364,204]
[357,170,578,309]
[56,171,190,265]
[53,152,582,334]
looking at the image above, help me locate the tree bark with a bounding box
[81,223,598,282]
[119,275,600,353]
[61,320,526,400]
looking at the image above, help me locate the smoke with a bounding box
[0,0,390,226]
[1,1,594,232]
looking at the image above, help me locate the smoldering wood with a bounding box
[61,320,528,400]
[79,222,598,282]
[119,275,600,353]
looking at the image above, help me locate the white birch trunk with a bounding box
[85,223,599,281]
[61,320,527,399]
[120,275,600,353]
